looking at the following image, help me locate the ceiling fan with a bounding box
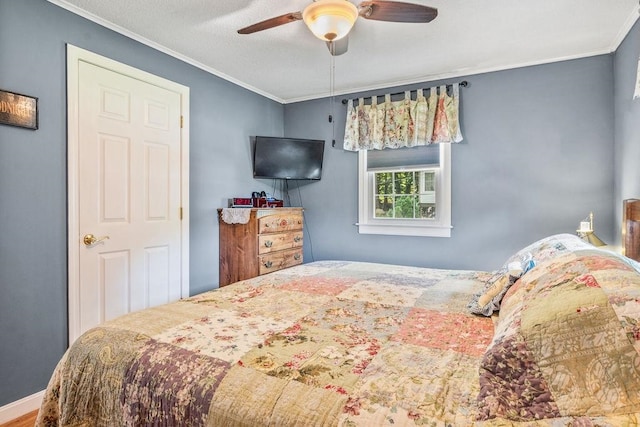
[237,0,438,56]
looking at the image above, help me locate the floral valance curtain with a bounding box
[343,83,463,151]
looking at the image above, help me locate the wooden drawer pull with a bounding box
[264,240,273,248]
[293,236,302,243]
[264,261,273,268]
[294,254,301,261]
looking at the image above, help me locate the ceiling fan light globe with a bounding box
[302,0,358,42]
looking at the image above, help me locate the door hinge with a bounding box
[179,207,183,220]
[180,116,184,128]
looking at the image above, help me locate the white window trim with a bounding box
[357,144,452,237]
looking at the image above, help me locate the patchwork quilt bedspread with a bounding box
[37,261,495,426]
[36,241,640,426]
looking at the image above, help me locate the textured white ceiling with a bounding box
[48,0,639,103]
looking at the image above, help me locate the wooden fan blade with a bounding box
[237,11,303,34]
[326,37,349,56]
[358,1,437,23]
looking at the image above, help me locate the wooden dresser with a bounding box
[218,207,303,286]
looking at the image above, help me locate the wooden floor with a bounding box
[0,410,37,427]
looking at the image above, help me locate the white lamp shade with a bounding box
[303,0,358,41]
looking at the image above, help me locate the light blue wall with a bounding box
[284,56,616,270]
[614,20,640,245]
[0,0,283,406]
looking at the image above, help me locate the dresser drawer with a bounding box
[258,231,303,254]
[258,213,303,234]
[259,248,303,275]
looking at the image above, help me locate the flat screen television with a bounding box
[253,136,325,180]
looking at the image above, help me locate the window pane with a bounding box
[418,171,435,191]
[373,169,439,220]
[375,172,393,195]
[394,195,417,218]
[394,172,415,194]
[418,204,436,219]
[375,196,393,217]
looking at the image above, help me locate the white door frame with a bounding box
[66,44,190,344]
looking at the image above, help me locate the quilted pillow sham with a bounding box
[476,249,640,422]
[467,234,593,316]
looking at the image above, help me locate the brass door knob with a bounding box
[83,234,110,246]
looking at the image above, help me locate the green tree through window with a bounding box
[374,170,436,219]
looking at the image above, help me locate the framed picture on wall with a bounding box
[0,89,38,130]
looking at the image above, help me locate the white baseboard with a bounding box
[0,390,44,424]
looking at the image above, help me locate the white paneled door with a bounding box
[67,46,189,343]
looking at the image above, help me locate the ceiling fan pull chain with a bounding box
[330,53,337,146]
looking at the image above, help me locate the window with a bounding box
[373,170,437,219]
[357,144,451,237]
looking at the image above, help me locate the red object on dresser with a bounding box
[252,197,284,208]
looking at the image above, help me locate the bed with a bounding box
[37,234,640,426]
